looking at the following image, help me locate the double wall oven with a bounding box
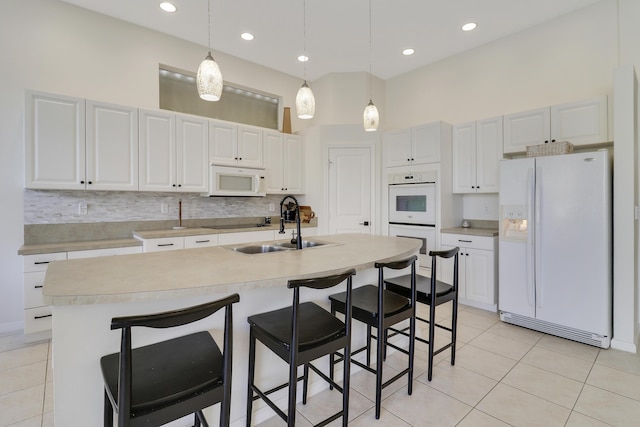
[388,171,437,271]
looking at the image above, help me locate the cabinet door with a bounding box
[503,107,550,154]
[383,128,412,167]
[550,96,608,146]
[452,122,476,193]
[25,91,86,190]
[86,100,138,191]
[464,248,495,306]
[139,110,175,192]
[176,114,209,192]
[475,116,502,193]
[264,131,285,193]
[437,244,462,295]
[283,134,304,193]
[237,125,263,168]
[209,120,237,166]
[412,122,442,165]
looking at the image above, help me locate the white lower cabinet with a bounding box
[22,247,142,336]
[439,233,498,312]
[141,237,185,252]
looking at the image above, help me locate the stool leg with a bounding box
[375,326,384,419]
[408,315,416,395]
[451,299,458,366]
[427,302,436,382]
[103,390,113,427]
[342,343,351,427]
[366,325,372,366]
[302,363,309,405]
[287,357,297,426]
[246,329,257,427]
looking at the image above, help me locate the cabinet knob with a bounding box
[178,184,182,188]
[80,180,85,184]
[239,157,242,160]
[172,184,176,187]
[88,181,92,185]
[551,139,556,143]
[544,140,549,144]
[407,158,411,162]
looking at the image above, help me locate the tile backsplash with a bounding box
[24,190,287,224]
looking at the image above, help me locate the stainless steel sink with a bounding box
[231,244,288,254]
[276,240,326,249]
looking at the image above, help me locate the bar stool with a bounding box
[328,255,417,419]
[385,247,459,381]
[100,293,240,427]
[246,269,356,427]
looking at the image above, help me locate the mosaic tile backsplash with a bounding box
[24,190,289,225]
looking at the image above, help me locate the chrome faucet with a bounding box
[279,195,302,250]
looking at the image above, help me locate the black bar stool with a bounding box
[246,269,356,427]
[385,247,459,381]
[100,293,240,427]
[328,255,417,419]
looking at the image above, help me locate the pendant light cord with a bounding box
[303,0,307,82]
[207,0,211,51]
[368,0,372,100]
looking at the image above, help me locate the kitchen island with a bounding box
[43,233,420,426]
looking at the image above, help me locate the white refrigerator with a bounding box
[498,150,612,348]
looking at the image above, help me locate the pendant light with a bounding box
[296,0,315,119]
[197,0,223,101]
[363,0,379,131]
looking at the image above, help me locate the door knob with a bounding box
[359,221,370,226]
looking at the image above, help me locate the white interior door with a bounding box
[328,147,373,234]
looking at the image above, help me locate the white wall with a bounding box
[384,0,618,130]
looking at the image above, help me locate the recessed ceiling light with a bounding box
[298,55,309,62]
[402,48,415,56]
[461,22,477,32]
[159,2,177,13]
[241,32,254,41]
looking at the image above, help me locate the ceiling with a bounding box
[60,0,600,81]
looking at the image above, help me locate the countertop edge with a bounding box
[18,239,142,256]
[440,227,499,237]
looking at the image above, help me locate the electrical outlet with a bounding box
[269,203,275,212]
[78,202,87,215]
[161,203,169,214]
[484,205,489,213]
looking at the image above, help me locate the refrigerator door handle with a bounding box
[534,166,543,309]
[526,167,536,309]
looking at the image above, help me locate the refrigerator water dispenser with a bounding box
[500,205,527,242]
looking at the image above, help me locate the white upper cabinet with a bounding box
[176,114,209,192]
[26,91,138,191]
[139,110,175,192]
[85,100,138,191]
[503,96,608,154]
[264,131,304,194]
[453,117,502,193]
[383,122,444,168]
[26,91,86,190]
[139,111,209,193]
[209,120,263,168]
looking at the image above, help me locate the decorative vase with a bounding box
[282,107,292,134]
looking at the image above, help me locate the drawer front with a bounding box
[24,271,47,309]
[184,234,219,249]
[24,306,53,334]
[143,237,185,253]
[23,252,67,272]
[67,246,142,259]
[441,234,495,251]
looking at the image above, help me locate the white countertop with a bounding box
[43,233,420,306]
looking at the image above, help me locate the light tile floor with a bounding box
[2,304,640,426]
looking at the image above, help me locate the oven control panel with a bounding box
[389,170,437,184]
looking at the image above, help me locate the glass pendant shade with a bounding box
[363,100,379,131]
[296,81,315,119]
[197,52,223,102]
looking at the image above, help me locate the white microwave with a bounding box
[207,164,266,197]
